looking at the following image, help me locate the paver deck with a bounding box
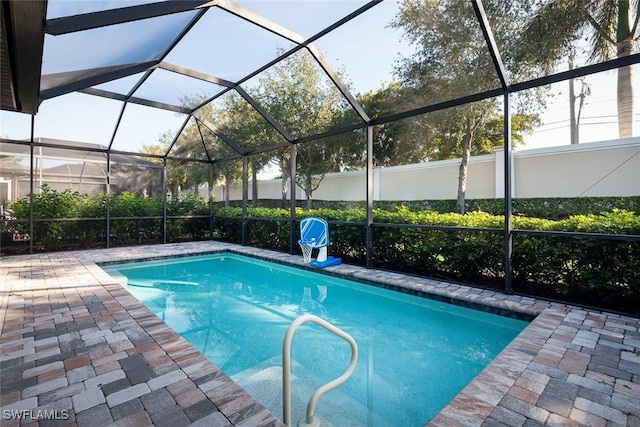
[1,241,639,426]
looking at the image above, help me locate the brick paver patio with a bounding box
[1,241,639,426]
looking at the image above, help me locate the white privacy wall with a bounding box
[211,138,640,201]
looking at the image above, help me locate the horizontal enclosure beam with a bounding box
[370,88,506,127]
[194,115,246,155]
[159,62,235,88]
[234,86,293,142]
[512,229,640,242]
[511,53,640,93]
[45,0,211,35]
[40,61,160,100]
[80,87,191,114]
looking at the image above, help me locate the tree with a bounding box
[518,0,640,138]
[391,0,541,213]
[142,125,209,198]
[212,158,242,207]
[358,82,434,167]
[207,91,281,206]
[156,93,268,206]
[251,49,358,209]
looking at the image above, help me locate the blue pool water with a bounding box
[103,252,528,426]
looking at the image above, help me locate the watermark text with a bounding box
[3,409,70,421]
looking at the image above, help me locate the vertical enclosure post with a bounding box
[366,125,373,268]
[473,0,513,294]
[289,144,297,254]
[503,93,513,294]
[242,155,248,246]
[162,158,167,244]
[29,115,35,254]
[209,163,214,239]
[106,152,111,248]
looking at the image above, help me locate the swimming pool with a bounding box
[103,252,529,426]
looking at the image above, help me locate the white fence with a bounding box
[212,138,640,202]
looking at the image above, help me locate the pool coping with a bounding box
[1,241,639,427]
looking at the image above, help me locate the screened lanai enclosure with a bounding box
[1,0,639,315]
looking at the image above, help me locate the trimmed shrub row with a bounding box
[214,206,640,315]
[5,186,210,252]
[6,187,638,314]
[215,196,640,220]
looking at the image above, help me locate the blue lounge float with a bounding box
[298,217,342,268]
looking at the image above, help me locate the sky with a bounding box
[1,0,639,157]
[523,68,640,149]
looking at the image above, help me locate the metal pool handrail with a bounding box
[282,314,359,427]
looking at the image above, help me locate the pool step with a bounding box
[232,357,393,427]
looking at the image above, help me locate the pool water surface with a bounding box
[103,252,528,426]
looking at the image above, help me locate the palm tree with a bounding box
[520,0,640,138]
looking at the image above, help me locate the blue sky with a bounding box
[1,1,638,154]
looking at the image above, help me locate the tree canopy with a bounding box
[516,0,640,137]
[147,0,634,211]
[389,0,543,212]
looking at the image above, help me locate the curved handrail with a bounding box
[282,314,358,427]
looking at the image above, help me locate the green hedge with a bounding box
[5,186,210,251]
[376,196,640,219]
[6,187,639,314]
[216,196,640,220]
[214,205,640,315]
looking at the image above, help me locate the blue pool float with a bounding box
[309,256,342,268]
